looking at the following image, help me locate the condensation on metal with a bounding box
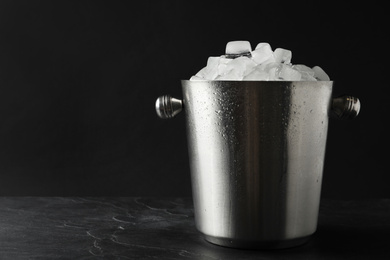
[181,80,333,248]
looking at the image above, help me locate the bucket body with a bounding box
[181,80,333,249]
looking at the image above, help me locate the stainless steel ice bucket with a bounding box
[156,80,360,249]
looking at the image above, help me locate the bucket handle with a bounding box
[155,94,360,120]
[331,95,360,119]
[155,95,183,119]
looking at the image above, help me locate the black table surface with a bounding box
[0,197,389,259]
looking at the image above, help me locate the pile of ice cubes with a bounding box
[190,41,329,81]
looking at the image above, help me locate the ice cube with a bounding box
[301,74,317,81]
[257,62,282,80]
[217,57,232,76]
[292,64,314,76]
[228,56,256,74]
[274,48,292,64]
[218,56,257,80]
[291,64,316,81]
[312,66,330,81]
[251,43,275,65]
[255,42,270,50]
[206,56,220,68]
[225,41,252,58]
[243,69,269,80]
[278,64,302,81]
[194,56,220,80]
[216,70,242,80]
[194,66,207,78]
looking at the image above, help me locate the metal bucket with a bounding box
[156,80,360,249]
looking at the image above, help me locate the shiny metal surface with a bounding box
[155,80,360,249]
[183,80,332,249]
[155,95,182,119]
[331,95,361,119]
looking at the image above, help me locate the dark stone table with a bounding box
[0,197,389,259]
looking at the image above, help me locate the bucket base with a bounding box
[203,234,311,250]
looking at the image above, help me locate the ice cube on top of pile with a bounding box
[225,41,252,58]
[190,41,330,81]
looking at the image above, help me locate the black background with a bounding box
[0,0,388,198]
